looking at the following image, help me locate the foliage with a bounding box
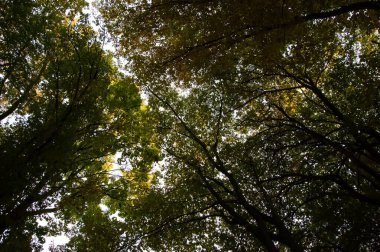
[97,0,380,251]
[0,0,154,250]
[1,0,380,251]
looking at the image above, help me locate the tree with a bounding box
[99,0,380,251]
[0,0,153,250]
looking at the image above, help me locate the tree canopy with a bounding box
[0,0,154,250]
[1,0,380,251]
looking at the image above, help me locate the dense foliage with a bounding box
[0,0,154,250]
[1,0,380,251]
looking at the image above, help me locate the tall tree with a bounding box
[99,0,380,251]
[0,0,154,250]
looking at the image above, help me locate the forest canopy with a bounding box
[1,0,380,251]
